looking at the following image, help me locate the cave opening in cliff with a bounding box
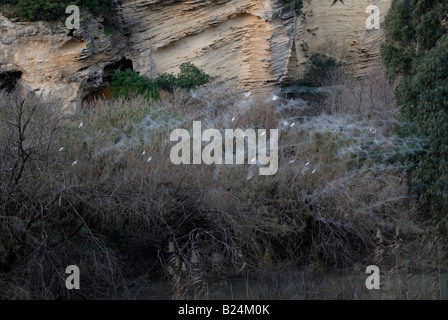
[0,71,22,93]
[84,58,134,102]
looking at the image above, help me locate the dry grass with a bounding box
[0,74,441,299]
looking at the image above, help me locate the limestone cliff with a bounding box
[118,0,295,92]
[0,0,391,111]
[0,11,128,111]
[287,0,391,82]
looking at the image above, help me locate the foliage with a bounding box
[155,63,210,91]
[0,0,113,22]
[78,0,111,16]
[111,63,209,100]
[176,62,210,90]
[111,69,160,100]
[280,0,303,15]
[154,72,178,92]
[0,75,434,298]
[305,53,340,87]
[381,0,448,234]
[381,0,447,81]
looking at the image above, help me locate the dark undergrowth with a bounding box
[0,79,444,299]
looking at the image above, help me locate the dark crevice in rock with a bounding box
[103,57,134,84]
[0,71,22,92]
[83,57,134,103]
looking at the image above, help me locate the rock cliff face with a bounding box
[0,0,391,111]
[287,0,391,82]
[118,0,295,93]
[0,12,128,111]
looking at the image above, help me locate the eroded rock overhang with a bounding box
[0,0,297,111]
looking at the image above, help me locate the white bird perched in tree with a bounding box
[231,117,236,122]
[245,92,251,98]
[78,122,83,129]
[272,95,279,101]
[58,147,65,152]
[72,160,79,166]
[147,157,153,163]
[290,122,296,128]
[142,150,146,155]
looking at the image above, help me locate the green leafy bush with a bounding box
[154,72,178,92]
[14,0,66,21]
[78,0,111,16]
[111,69,159,100]
[111,63,209,100]
[155,63,210,91]
[2,0,113,22]
[176,62,210,90]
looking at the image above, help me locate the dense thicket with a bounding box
[0,0,112,21]
[111,63,210,99]
[381,0,448,234]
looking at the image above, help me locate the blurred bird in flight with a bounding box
[331,0,344,6]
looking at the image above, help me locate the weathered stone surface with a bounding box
[0,0,391,111]
[288,0,391,82]
[117,0,295,93]
[0,12,127,111]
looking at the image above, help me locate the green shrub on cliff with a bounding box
[111,64,209,100]
[111,69,160,100]
[174,62,210,90]
[155,63,210,91]
[154,73,178,92]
